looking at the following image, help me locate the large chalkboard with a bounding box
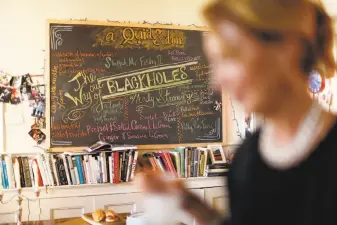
[48,21,223,149]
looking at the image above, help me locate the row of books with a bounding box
[0,141,228,189]
[139,146,229,178]
[0,145,138,189]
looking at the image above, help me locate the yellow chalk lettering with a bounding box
[131,76,139,89]
[124,77,134,91]
[122,28,135,45]
[180,65,188,79]
[137,74,147,89]
[146,73,156,87]
[155,72,164,84]
[64,87,83,106]
[106,32,115,42]
[106,80,117,94]
[116,80,124,92]
[171,68,181,82]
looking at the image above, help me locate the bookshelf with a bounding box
[0,145,231,224]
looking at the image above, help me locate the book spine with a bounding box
[57,157,68,185]
[22,157,32,187]
[82,159,88,184]
[45,155,55,186]
[32,161,40,187]
[207,171,228,177]
[28,159,35,188]
[72,157,79,185]
[195,149,200,177]
[126,150,133,182]
[203,151,208,177]
[101,152,107,183]
[13,158,21,189]
[164,152,178,178]
[62,155,71,185]
[108,156,113,184]
[96,155,102,184]
[156,153,171,172]
[2,160,9,189]
[0,158,3,189]
[75,156,85,184]
[154,156,165,172]
[47,155,57,186]
[67,156,76,185]
[106,153,110,183]
[191,150,195,177]
[33,159,44,187]
[88,155,99,184]
[94,156,100,184]
[180,150,185,178]
[51,155,60,186]
[84,155,92,184]
[74,167,80,185]
[121,152,125,182]
[188,149,192,177]
[41,156,50,186]
[5,156,15,189]
[113,152,119,184]
[207,168,229,173]
[17,157,25,187]
[36,155,47,186]
[208,164,228,169]
[184,149,188,178]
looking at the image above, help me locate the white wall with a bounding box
[1,0,335,153]
[322,0,337,16]
[0,0,246,153]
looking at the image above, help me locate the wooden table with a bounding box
[6,215,128,225]
[6,218,91,225]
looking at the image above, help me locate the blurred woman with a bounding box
[140,0,337,224]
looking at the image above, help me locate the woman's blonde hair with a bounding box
[202,0,336,78]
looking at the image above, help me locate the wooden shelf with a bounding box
[1,177,226,199]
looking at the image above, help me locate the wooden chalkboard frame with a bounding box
[46,19,226,152]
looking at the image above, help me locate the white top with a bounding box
[259,102,323,170]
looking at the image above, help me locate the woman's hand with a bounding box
[139,169,183,194]
[137,170,223,225]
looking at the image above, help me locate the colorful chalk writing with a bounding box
[49,22,222,147]
[94,27,186,50]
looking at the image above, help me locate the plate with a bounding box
[81,213,126,225]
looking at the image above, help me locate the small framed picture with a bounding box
[31,96,45,117]
[207,144,227,164]
[28,128,46,145]
[0,86,12,103]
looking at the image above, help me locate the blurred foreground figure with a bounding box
[140,0,337,224]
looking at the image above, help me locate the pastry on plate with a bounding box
[92,209,105,222]
[105,210,119,222]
